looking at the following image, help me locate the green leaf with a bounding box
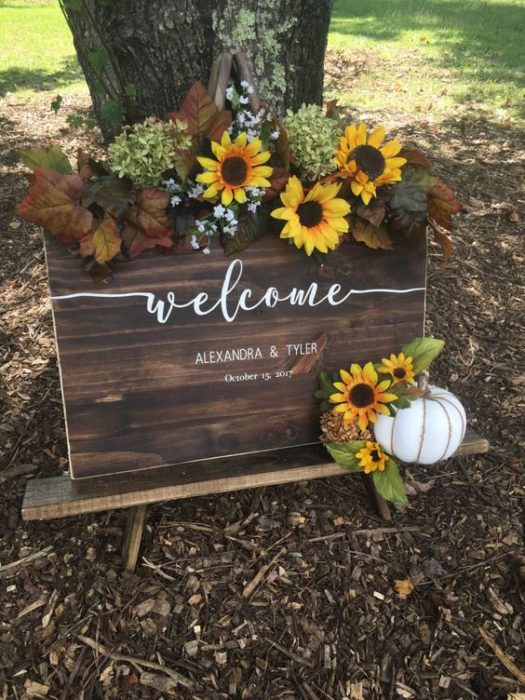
[325,442,366,472]
[18,146,72,174]
[101,99,123,126]
[389,166,432,212]
[318,370,336,398]
[401,336,445,375]
[50,94,62,114]
[82,175,135,218]
[88,49,109,76]
[373,459,408,505]
[124,83,137,98]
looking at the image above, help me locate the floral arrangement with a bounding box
[17,79,460,280]
[316,337,446,505]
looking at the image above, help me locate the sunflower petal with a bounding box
[367,125,385,148]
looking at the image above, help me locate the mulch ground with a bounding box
[0,56,524,699]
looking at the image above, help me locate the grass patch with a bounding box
[0,0,85,98]
[329,0,525,124]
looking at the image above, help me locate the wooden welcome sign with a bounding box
[45,233,426,480]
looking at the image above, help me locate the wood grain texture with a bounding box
[45,232,427,479]
[22,427,488,521]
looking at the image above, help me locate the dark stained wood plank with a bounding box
[45,232,427,479]
[22,427,488,521]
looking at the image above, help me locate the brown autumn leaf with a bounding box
[125,188,173,238]
[429,223,454,266]
[121,222,172,258]
[17,168,93,244]
[168,81,231,142]
[263,166,289,202]
[77,149,110,181]
[351,216,393,250]
[427,177,461,231]
[354,200,386,227]
[399,148,430,169]
[91,213,121,263]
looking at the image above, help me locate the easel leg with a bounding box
[122,504,147,572]
[360,474,392,522]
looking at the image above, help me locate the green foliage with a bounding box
[108,117,192,188]
[101,99,123,127]
[314,370,340,413]
[18,145,72,174]
[50,94,63,113]
[88,49,108,76]
[66,113,97,130]
[324,441,366,471]
[401,336,445,375]
[283,104,340,181]
[373,459,408,505]
[82,176,135,218]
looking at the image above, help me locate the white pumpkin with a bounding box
[373,385,466,465]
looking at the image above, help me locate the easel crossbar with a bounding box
[22,428,488,521]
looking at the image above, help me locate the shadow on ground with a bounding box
[0,56,82,97]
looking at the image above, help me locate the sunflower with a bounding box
[378,352,415,386]
[336,123,407,205]
[271,176,350,256]
[196,131,273,206]
[355,441,389,474]
[329,362,397,431]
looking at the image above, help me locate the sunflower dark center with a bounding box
[350,144,386,179]
[349,383,375,408]
[370,449,381,462]
[221,156,248,186]
[297,201,323,228]
[393,367,407,379]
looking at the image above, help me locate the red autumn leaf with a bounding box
[352,216,393,250]
[168,81,232,142]
[399,148,430,169]
[79,234,95,258]
[17,168,93,244]
[428,178,461,231]
[122,222,172,258]
[125,188,173,238]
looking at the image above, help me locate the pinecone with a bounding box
[320,411,373,443]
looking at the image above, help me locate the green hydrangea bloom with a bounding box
[107,117,191,189]
[283,104,340,181]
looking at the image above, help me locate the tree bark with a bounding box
[61,0,334,139]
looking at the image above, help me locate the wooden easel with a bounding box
[22,429,488,571]
[21,54,489,571]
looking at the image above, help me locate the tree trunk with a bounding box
[61,0,334,140]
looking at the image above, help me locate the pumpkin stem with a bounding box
[417,371,430,395]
